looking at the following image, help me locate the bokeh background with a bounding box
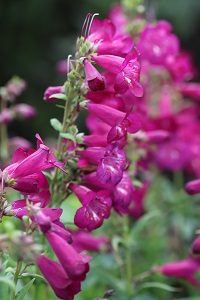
[1,0,200,143]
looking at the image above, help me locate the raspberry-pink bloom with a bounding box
[97,142,126,185]
[137,20,179,66]
[70,229,108,253]
[87,102,141,137]
[84,59,106,92]
[178,83,200,101]
[185,179,200,195]
[0,108,14,124]
[192,236,200,255]
[44,86,65,102]
[128,182,149,220]
[45,231,92,281]
[14,104,36,119]
[37,255,81,300]
[154,138,191,171]
[77,143,126,185]
[88,18,133,56]
[92,50,143,97]
[3,134,65,184]
[154,256,200,290]
[70,184,112,231]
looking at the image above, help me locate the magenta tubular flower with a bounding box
[92,50,143,97]
[70,184,112,231]
[87,18,133,56]
[128,182,149,220]
[112,171,134,214]
[185,179,200,195]
[154,256,200,290]
[43,86,65,102]
[3,135,65,187]
[178,83,200,101]
[37,255,81,300]
[70,229,108,253]
[84,59,106,92]
[137,20,179,66]
[192,236,200,255]
[82,171,134,214]
[45,231,92,281]
[97,142,126,185]
[87,102,141,137]
[14,104,36,119]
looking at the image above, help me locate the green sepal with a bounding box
[49,93,67,101]
[60,133,76,144]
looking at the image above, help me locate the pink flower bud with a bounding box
[43,86,64,102]
[84,59,106,92]
[0,108,14,124]
[14,104,36,119]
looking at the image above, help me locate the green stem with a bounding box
[173,170,184,192]
[122,215,134,296]
[10,260,22,300]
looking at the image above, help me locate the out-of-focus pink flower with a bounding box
[70,229,108,253]
[87,18,133,56]
[9,137,32,151]
[154,256,200,290]
[14,104,36,119]
[128,182,149,220]
[0,108,14,124]
[137,20,179,66]
[154,137,191,171]
[178,83,200,101]
[192,236,200,255]
[185,179,200,195]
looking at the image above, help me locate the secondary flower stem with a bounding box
[122,215,134,296]
[10,259,22,300]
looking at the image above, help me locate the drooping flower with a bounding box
[69,229,108,253]
[70,184,112,231]
[37,255,81,300]
[92,50,143,97]
[153,256,200,290]
[43,86,65,102]
[84,59,106,92]
[2,134,65,194]
[45,230,92,281]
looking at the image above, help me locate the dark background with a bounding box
[1,0,200,142]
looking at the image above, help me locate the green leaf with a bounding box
[49,93,67,101]
[137,282,181,293]
[0,276,16,292]
[50,118,62,132]
[60,133,76,144]
[15,278,35,300]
